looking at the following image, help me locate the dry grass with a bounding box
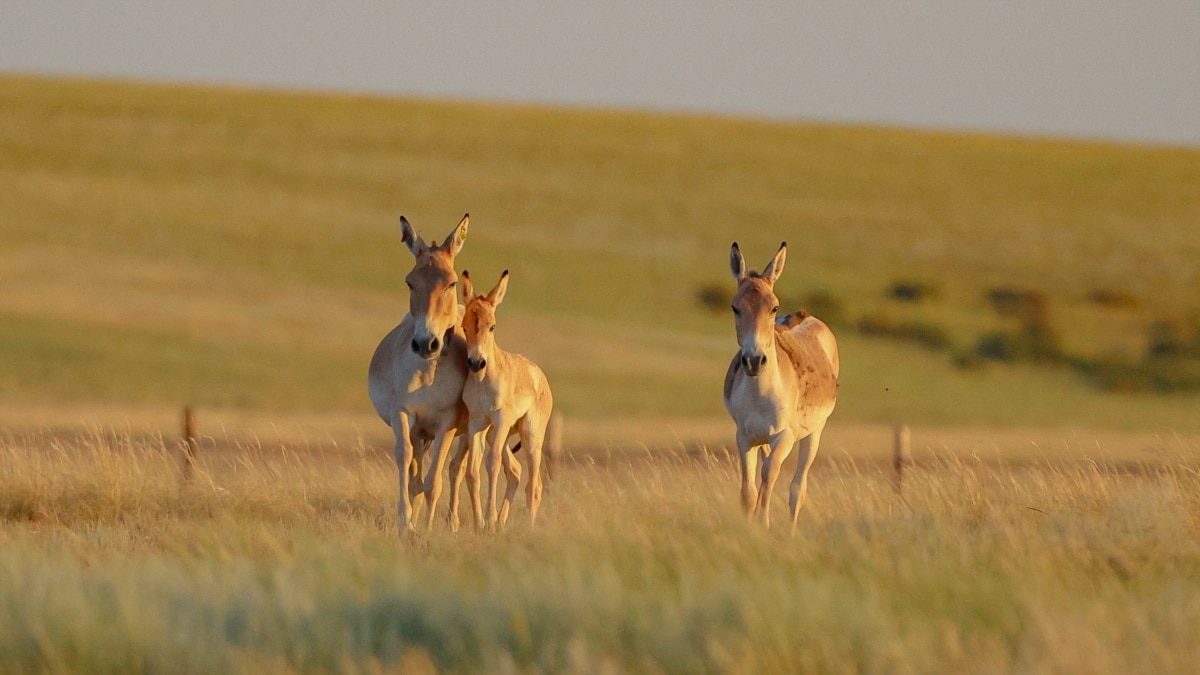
[2,425,1198,673]
[2,74,1198,670]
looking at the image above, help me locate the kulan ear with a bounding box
[442,213,469,257]
[487,270,510,307]
[460,270,474,304]
[399,216,428,256]
[762,242,787,285]
[729,243,746,281]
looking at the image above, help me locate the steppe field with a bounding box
[2,74,1200,673]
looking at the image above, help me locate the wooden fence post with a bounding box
[893,423,911,494]
[182,406,199,481]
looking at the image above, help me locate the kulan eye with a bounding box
[771,306,779,314]
[489,325,496,332]
[731,306,740,315]
[405,280,413,289]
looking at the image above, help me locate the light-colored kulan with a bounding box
[723,242,840,530]
[459,270,554,529]
[368,214,471,532]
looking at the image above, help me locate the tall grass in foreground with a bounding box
[1,429,1199,673]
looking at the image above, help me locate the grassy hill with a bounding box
[2,74,1199,430]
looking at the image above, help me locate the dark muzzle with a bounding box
[467,357,487,373]
[411,335,442,359]
[741,353,767,376]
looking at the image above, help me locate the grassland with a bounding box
[2,74,1200,673]
[2,74,1199,432]
[2,428,1199,673]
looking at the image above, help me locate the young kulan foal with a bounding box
[724,242,840,530]
[459,270,554,529]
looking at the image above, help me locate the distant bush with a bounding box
[1144,357,1200,393]
[950,349,985,371]
[1069,319,1200,394]
[886,280,941,303]
[855,314,951,351]
[986,285,1046,314]
[1145,318,1200,360]
[695,283,727,314]
[974,328,1063,364]
[1074,352,1200,394]
[1137,318,1200,392]
[1075,350,1153,393]
[981,286,1063,363]
[1085,288,1142,310]
[800,291,847,327]
[1146,320,1184,359]
[975,331,1022,363]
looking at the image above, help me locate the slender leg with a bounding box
[737,430,758,517]
[523,421,546,527]
[498,443,522,527]
[392,413,416,533]
[465,426,487,530]
[484,421,508,530]
[789,427,823,532]
[502,426,530,526]
[495,425,522,527]
[447,435,468,532]
[408,429,428,525]
[757,430,797,529]
[422,429,458,530]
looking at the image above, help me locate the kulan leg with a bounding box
[422,429,458,530]
[498,430,523,527]
[757,430,797,529]
[737,430,758,518]
[392,413,417,533]
[407,428,428,525]
[518,419,545,526]
[446,435,468,532]
[483,420,510,530]
[789,427,824,532]
[464,426,488,530]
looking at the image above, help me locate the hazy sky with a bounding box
[2,2,1198,145]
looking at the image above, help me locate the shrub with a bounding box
[1075,351,1154,393]
[950,349,985,371]
[975,331,1023,363]
[799,291,847,328]
[695,283,728,314]
[886,280,940,303]
[981,286,1063,363]
[1085,288,1142,310]
[986,287,1048,320]
[855,314,951,351]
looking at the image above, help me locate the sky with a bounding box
[2,2,1198,146]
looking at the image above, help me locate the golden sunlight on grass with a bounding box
[2,426,1198,673]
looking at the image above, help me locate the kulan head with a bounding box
[459,269,510,373]
[729,241,787,377]
[399,213,470,359]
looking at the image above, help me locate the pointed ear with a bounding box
[729,243,746,281]
[487,270,510,306]
[442,213,469,257]
[762,242,787,285]
[399,216,428,256]
[460,270,474,304]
